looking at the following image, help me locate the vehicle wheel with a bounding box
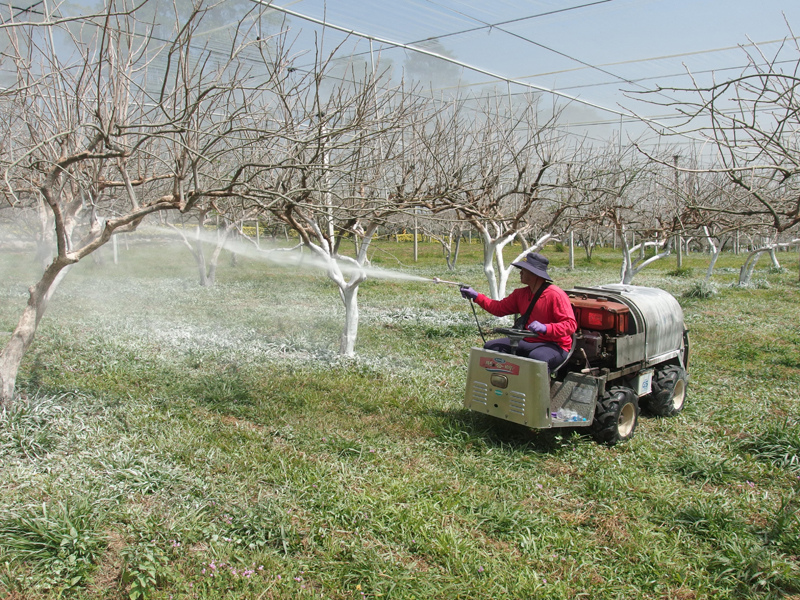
[648,365,688,417]
[591,386,639,445]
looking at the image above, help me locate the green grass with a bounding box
[1,238,799,598]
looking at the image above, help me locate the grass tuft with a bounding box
[670,451,741,484]
[0,394,62,460]
[736,418,800,473]
[683,280,718,298]
[0,498,105,591]
[667,267,694,278]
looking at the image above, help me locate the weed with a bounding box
[707,536,800,595]
[753,278,772,289]
[733,278,772,289]
[668,501,744,539]
[0,394,62,459]
[683,280,717,298]
[736,418,800,473]
[670,452,740,484]
[667,267,694,278]
[191,370,253,409]
[120,537,170,600]
[767,486,800,555]
[0,499,105,591]
[215,501,300,553]
[93,450,189,496]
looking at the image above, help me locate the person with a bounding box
[460,252,577,372]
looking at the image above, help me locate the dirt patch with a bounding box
[85,529,126,596]
[662,588,698,600]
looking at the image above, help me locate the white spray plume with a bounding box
[147,226,434,284]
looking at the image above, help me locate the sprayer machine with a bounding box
[456,283,690,445]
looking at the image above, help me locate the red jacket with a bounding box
[475,285,577,351]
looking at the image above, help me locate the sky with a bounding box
[244,0,800,142]
[4,0,797,144]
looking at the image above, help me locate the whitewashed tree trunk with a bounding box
[207,228,232,286]
[479,227,554,300]
[768,247,780,269]
[739,249,766,285]
[737,239,799,285]
[338,284,361,355]
[480,231,501,300]
[569,231,574,270]
[703,227,723,282]
[498,233,555,298]
[303,218,379,356]
[493,233,517,300]
[619,227,672,285]
[195,229,209,287]
[170,216,241,287]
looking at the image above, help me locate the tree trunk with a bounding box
[451,234,462,271]
[619,236,671,285]
[705,250,721,282]
[768,247,780,269]
[739,249,765,285]
[490,232,552,299]
[207,226,234,286]
[481,235,500,300]
[339,285,359,356]
[569,231,574,270]
[196,234,209,286]
[620,241,632,285]
[0,260,69,404]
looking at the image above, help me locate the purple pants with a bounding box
[484,338,568,372]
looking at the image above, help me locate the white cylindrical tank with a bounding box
[572,285,687,364]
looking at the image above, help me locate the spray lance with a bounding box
[431,277,487,345]
[430,277,464,287]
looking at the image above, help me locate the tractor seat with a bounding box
[551,333,578,377]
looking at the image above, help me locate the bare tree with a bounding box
[639,34,800,280]
[238,51,437,355]
[419,210,466,271]
[563,141,683,284]
[0,1,298,404]
[169,201,257,286]
[422,94,572,299]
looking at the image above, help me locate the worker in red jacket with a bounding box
[460,252,576,372]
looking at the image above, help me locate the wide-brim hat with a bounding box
[512,252,552,281]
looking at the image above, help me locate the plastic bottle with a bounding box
[553,408,587,422]
[555,408,577,421]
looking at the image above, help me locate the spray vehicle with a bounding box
[436,279,690,445]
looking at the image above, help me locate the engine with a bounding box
[569,295,632,366]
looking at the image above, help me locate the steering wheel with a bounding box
[491,327,538,349]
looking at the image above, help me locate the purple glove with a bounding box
[460,286,479,300]
[527,320,547,334]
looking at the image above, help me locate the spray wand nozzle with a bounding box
[431,277,466,288]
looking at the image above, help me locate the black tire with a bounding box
[591,386,639,445]
[647,365,688,417]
